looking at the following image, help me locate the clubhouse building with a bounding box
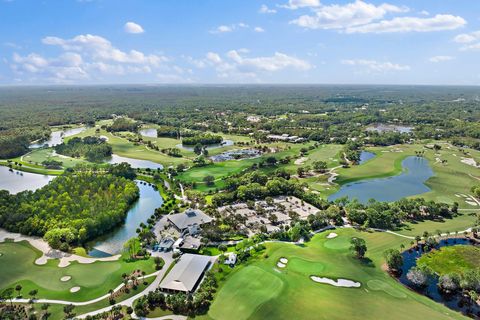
[167,209,213,235]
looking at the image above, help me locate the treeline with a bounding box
[0,127,50,159]
[345,198,457,230]
[106,118,140,133]
[182,133,223,146]
[156,125,179,138]
[0,171,139,250]
[135,272,217,317]
[55,136,112,162]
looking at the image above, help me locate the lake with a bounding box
[399,238,480,318]
[359,151,375,164]
[0,166,54,194]
[139,128,158,138]
[106,154,163,170]
[366,124,413,134]
[30,127,86,148]
[87,181,164,256]
[176,139,234,151]
[329,156,433,203]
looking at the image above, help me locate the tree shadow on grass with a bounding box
[359,257,375,268]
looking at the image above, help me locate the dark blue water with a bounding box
[329,156,433,203]
[87,181,164,256]
[399,238,480,319]
[359,151,376,164]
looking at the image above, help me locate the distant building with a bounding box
[159,253,211,294]
[167,209,213,235]
[267,134,306,143]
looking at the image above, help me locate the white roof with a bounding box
[168,209,213,230]
[159,254,211,292]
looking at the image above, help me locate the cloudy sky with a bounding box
[1,0,480,85]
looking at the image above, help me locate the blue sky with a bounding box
[1,0,480,85]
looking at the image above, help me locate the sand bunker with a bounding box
[466,201,478,206]
[60,276,71,282]
[311,276,361,288]
[277,262,286,268]
[280,258,288,264]
[326,233,338,239]
[70,286,81,293]
[461,158,479,168]
[295,157,308,165]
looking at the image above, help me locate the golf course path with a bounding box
[76,252,178,319]
[12,271,161,306]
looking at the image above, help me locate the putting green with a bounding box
[208,266,283,320]
[287,257,325,275]
[0,241,155,302]
[324,236,350,250]
[367,279,407,299]
[205,229,467,320]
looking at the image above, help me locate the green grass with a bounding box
[0,241,155,302]
[417,245,480,275]
[203,229,467,320]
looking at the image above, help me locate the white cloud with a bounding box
[259,4,276,14]
[342,59,410,72]
[210,25,233,33]
[10,34,185,83]
[281,0,320,10]
[290,1,408,30]
[345,14,466,34]
[203,50,311,79]
[42,34,167,66]
[454,30,480,50]
[210,23,262,34]
[124,22,145,34]
[429,55,454,63]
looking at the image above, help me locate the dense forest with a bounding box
[0,171,138,250]
[55,136,112,162]
[0,85,479,158]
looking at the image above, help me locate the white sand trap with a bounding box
[277,262,286,268]
[70,286,81,293]
[280,258,288,264]
[295,157,308,165]
[455,194,461,198]
[326,233,338,239]
[311,276,361,288]
[466,201,478,206]
[461,158,480,168]
[60,276,71,282]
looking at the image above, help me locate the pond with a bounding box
[30,127,86,148]
[329,156,433,203]
[399,238,480,318]
[359,151,375,164]
[0,166,54,194]
[176,139,234,151]
[139,128,157,138]
[106,154,163,170]
[366,124,413,134]
[87,181,164,256]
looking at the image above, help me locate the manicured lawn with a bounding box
[204,229,467,320]
[0,241,155,302]
[418,245,480,275]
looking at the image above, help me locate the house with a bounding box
[159,254,212,294]
[224,253,237,265]
[167,209,213,235]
